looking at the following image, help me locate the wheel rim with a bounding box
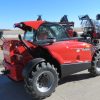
[36,71,54,93]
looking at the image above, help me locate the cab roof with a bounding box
[15,20,45,30]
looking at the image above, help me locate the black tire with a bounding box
[88,50,100,76]
[24,61,59,99]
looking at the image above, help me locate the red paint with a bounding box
[3,21,94,81]
[45,40,92,64]
[3,40,34,81]
[3,39,93,81]
[23,20,45,30]
[67,30,74,37]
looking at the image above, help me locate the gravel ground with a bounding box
[0,51,100,100]
[0,69,100,100]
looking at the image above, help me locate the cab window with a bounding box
[36,23,68,41]
[24,28,34,42]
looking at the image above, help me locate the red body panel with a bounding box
[3,61,24,81]
[23,21,45,30]
[3,40,34,81]
[15,21,45,30]
[3,39,93,81]
[45,40,92,64]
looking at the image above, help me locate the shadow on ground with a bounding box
[0,71,94,100]
[0,76,38,100]
[59,72,93,85]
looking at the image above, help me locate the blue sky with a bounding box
[0,0,100,29]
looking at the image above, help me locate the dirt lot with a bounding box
[0,51,100,100]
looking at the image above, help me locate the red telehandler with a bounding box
[1,16,100,99]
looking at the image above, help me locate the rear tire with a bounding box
[88,50,100,76]
[24,61,58,99]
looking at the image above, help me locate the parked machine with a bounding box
[1,17,100,99]
[79,14,100,45]
[59,15,77,37]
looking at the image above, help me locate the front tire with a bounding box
[24,61,58,99]
[88,50,100,76]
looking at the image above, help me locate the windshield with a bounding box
[23,28,35,42]
[23,23,68,42]
[36,23,68,41]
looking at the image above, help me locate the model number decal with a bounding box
[72,48,91,51]
[82,48,90,51]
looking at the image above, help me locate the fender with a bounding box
[22,58,45,79]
